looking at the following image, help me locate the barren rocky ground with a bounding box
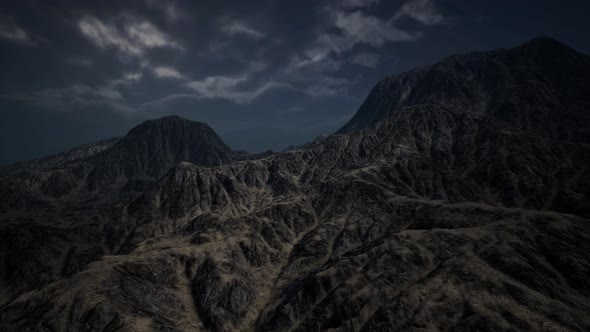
[0,38,589,331]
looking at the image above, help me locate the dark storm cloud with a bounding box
[2,0,444,105]
[1,0,590,164]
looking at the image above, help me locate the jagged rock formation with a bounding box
[1,38,590,332]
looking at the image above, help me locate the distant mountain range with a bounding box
[1,38,589,332]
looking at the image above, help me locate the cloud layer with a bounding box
[6,0,444,108]
[78,16,182,57]
[0,0,456,159]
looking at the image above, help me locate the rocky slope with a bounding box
[0,116,235,204]
[84,115,234,192]
[1,38,590,332]
[0,116,237,306]
[0,137,119,177]
[337,37,590,144]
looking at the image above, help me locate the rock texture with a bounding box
[337,37,590,144]
[0,116,237,308]
[84,115,234,192]
[0,137,119,177]
[1,38,590,332]
[0,115,235,204]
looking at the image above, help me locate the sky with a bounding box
[1,0,589,164]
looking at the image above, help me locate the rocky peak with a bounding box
[337,37,590,143]
[86,115,234,190]
[513,36,576,55]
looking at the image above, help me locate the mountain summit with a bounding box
[118,116,232,169]
[337,37,590,143]
[86,116,233,189]
[0,115,236,200]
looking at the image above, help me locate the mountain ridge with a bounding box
[1,37,589,332]
[0,115,238,204]
[337,37,590,143]
[0,137,120,177]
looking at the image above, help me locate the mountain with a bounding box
[0,116,238,306]
[0,137,119,177]
[0,115,235,204]
[1,38,590,332]
[337,37,590,143]
[85,115,234,191]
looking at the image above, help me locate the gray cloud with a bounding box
[221,21,265,40]
[295,0,443,67]
[124,72,143,81]
[178,59,296,103]
[3,0,444,113]
[332,10,420,49]
[152,66,185,79]
[287,4,423,75]
[77,16,182,57]
[0,18,35,46]
[185,75,293,104]
[281,0,443,97]
[287,53,343,74]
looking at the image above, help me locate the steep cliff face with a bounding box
[337,37,590,144]
[1,38,590,332]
